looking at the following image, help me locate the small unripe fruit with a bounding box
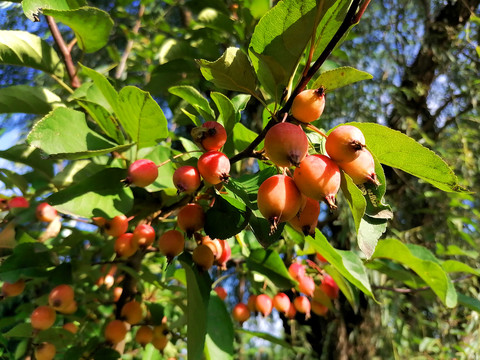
[192,244,215,271]
[293,295,311,318]
[293,154,341,209]
[273,292,291,314]
[132,224,156,247]
[264,122,308,167]
[311,300,328,316]
[35,342,56,360]
[214,286,228,301]
[288,197,320,236]
[121,300,143,325]
[255,294,273,317]
[31,306,56,330]
[158,230,185,261]
[135,325,154,346]
[257,174,302,232]
[291,88,326,123]
[320,274,339,299]
[325,125,366,163]
[35,202,57,222]
[177,203,205,237]
[298,275,315,297]
[8,196,29,208]
[114,233,138,258]
[125,159,158,187]
[173,165,202,194]
[338,149,380,186]
[48,284,75,312]
[2,279,25,297]
[63,322,78,334]
[102,215,129,237]
[232,303,250,323]
[288,262,306,281]
[191,121,227,151]
[197,151,230,185]
[104,320,128,344]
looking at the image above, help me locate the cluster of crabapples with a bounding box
[231,258,339,324]
[259,87,380,233]
[0,196,58,223]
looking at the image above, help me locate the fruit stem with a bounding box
[157,151,203,168]
[305,124,328,139]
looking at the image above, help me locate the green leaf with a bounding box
[210,92,236,136]
[357,216,387,259]
[246,248,296,289]
[350,122,465,192]
[457,293,480,313]
[0,85,64,114]
[197,47,258,95]
[0,30,64,77]
[3,323,33,338]
[51,160,104,188]
[22,0,85,21]
[249,214,286,248]
[146,59,200,95]
[0,169,29,194]
[205,295,234,360]
[79,64,119,113]
[117,86,168,149]
[312,66,373,91]
[305,230,374,298]
[204,194,251,240]
[178,252,212,360]
[371,238,457,307]
[249,0,319,100]
[47,167,134,218]
[0,145,54,179]
[236,329,294,350]
[169,86,215,122]
[43,7,114,53]
[27,108,134,160]
[442,260,480,276]
[340,172,366,233]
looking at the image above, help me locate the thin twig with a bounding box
[46,15,81,89]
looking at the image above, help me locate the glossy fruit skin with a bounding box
[255,294,273,317]
[177,203,205,237]
[7,196,29,208]
[102,215,129,237]
[114,233,138,258]
[232,303,250,323]
[320,274,339,299]
[158,230,185,260]
[293,154,341,209]
[121,300,143,325]
[35,342,56,360]
[2,279,25,297]
[35,202,57,222]
[104,320,128,344]
[173,165,202,194]
[338,148,380,186]
[63,322,78,334]
[152,324,169,350]
[257,175,302,229]
[135,325,154,346]
[214,286,227,301]
[48,284,75,312]
[288,197,320,236]
[325,125,366,163]
[264,122,308,167]
[197,151,230,185]
[311,300,328,316]
[192,244,215,271]
[288,262,306,281]
[273,292,291,314]
[298,275,315,297]
[60,300,78,315]
[31,306,56,330]
[291,88,326,123]
[191,121,227,151]
[293,295,311,316]
[285,302,297,319]
[126,159,158,187]
[132,224,156,247]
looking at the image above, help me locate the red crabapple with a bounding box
[48,284,75,312]
[63,322,78,334]
[95,215,129,237]
[293,154,341,209]
[285,302,297,319]
[197,151,230,185]
[191,121,227,151]
[273,292,291,314]
[293,295,311,318]
[298,275,315,297]
[232,303,250,323]
[35,202,57,222]
[8,196,29,208]
[264,122,308,167]
[338,148,380,186]
[177,203,205,237]
[325,125,366,163]
[214,286,228,301]
[288,262,306,281]
[255,294,273,317]
[291,88,326,123]
[216,240,231,268]
[114,233,138,258]
[311,300,328,316]
[257,174,302,231]
[288,197,320,236]
[173,165,201,194]
[320,274,339,299]
[125,159,158,187]
[31,306,56,330]
[132,224,156,247]
[158,230,185,261]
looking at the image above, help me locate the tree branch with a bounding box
[46,15,81,89]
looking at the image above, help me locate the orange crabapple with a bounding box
[293,295,311,318]
[121,300,143,325]
[48,284,75,312]
[31,306,56,330]
[63,322,78,334]
[114,233,139,258]
[273,292,291,314]
[320,274,340,299]
[197,150,231,185]
[135,325,154,346]
[232,303,250,323]
[93,215,129,237]
[34,342,56,360]
[132,224,156,248]
[298,275,315,297]
[311,300,329,316]
[288,197,320,236]
[214,286,228,301]
[35,202,57,222]
[255,294,273,317]
[173,165,202,194]
[264,122,308,167]
[325,125,366,163]
[2,279,25,297]
[192,244,215,271]
[158,229,185,261]
[288,262,306,281]
[104,320,128,344]
[177,203,205,237]
[291,87,326,123]
[247,295,257,312]
[191,121,227,151]
[338,148,381,186]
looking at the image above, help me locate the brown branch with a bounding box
[115,4,145,79]
[46,15,81,89]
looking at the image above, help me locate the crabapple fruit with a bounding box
[293,154,341,209]
[135,325,154,346]
[35,202,57,222]
[214,286,228,301]
[293,295,311,317]
[273,292,291,314]
[132,224,156,247]
[48,284,74,312]
[121,300,143,325]
[285,302,297,319]
[63,322,78,334]
[291,88,326,123]
[98,215,129,237]
[2,279,25,297]
[325,125,366,163]
[264,122,308,167]
[311,300,328,316]
[173,165,202,194]
[255,294,273,317]
[177,203,205,237]
[192,244,215,271]
[34,342,56,360]
[125,159,158,187]
[104,320,128,344]
[158,230,185,261]
[247,295,257,312]
[320,274,339,299]
[191,121,227,151]
[288,197,320,236]
[298,275,315,297]
[216,239,231,268]
[288,262,306,281]
[232,303,250,323]
[338,148,381,186]
[7,196,29,208]
[59,300,78,315]
[114,233,138,258]
[31,306,56,330]
[197,150,230,185]
[152,324,169,350]
[257,174,302,231]
[316,252,328,263]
